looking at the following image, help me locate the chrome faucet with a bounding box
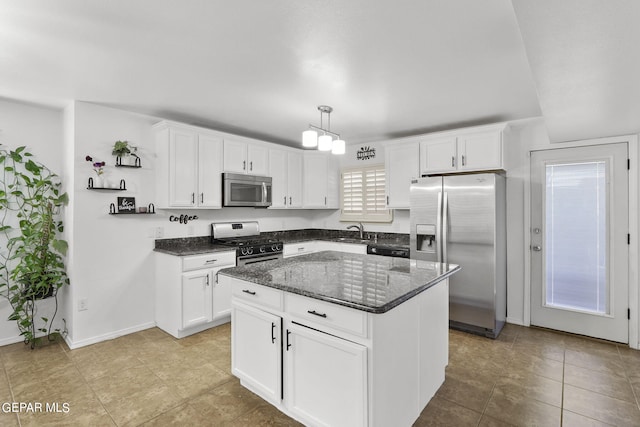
[347,223,364,240]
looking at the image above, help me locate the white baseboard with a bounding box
[0,335,26,347]
[64,321,156,350]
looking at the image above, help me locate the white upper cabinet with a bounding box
[385,141,420,209]
[154,122,223,209]
[270,149,303,209]
[419,124,505,176]
[303,153,339,209]
[223,139,269,175]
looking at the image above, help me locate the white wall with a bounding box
[67,102,322,347]
[0,98,65,345]
[315,140,412,233]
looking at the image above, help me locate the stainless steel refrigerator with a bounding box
[410,173,506,338]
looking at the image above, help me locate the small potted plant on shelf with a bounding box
[112,140,139,166]
[86,155,106,188]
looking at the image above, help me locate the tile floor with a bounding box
[0,323,638,426]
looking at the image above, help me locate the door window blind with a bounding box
[340,164,392,222]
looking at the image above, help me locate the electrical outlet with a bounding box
[155,227,164,238]
[78,298,88,312]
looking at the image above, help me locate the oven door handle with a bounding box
[238,255,282,266]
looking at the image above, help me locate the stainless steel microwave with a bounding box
[222,173,272,207]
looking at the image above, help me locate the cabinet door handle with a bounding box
[286,329,291,351]
[205,259,217,264]
[206,275,210,286]
[324,196,327,205]
[250,161,253,171]
[242,289,256,295]
[200,193,204,203]
[271,322,277,344]
[289,196,292,205]
[191,193,195,204]
[243,160,246,170]
[307,310,327,318]
[386,195,389,205]
[451,156,455,167]
[284,196,287,205]
[461,155,466,166]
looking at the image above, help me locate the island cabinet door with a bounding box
[284,322,367,427]
[232,302,282,405]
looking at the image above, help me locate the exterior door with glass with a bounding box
[530,143,629,343]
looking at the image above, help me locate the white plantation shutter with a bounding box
[341,164,392,222]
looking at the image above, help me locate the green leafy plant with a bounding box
[0,145,69,348]
[112,140,138,158]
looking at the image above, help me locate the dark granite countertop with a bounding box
[154,237,235,256]
[219,251,459,313]
[154,229,409,256]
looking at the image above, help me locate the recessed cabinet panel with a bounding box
[269,149,287,208]
[458,130,502,171]
[169,130,198,207]
[232,302,282,404]
[287,152,303,208]
[224,140,269,175]
[303,153,338,209]
[182,271,213,329]
[386,142,420,209]
[155,122,224,209]
[198,135,223,207]
[419,137,457,175]
[223,139,249,173]
[247,144,269,175]
[285,322,367,427]
[419,125,505,176]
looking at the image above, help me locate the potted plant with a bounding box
[112,140,139,166]
[0,145,69,348]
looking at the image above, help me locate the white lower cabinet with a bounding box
[285,322,367,427]
[224,274,450,427]
[181,270,213,328]
[156,251,236,338]
[232,302,282,404]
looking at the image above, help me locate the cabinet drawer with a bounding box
[232,282,283,311]
[283,242,317,258]
[182,251,236,272]
[285,293,368,338]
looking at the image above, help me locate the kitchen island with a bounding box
[218,251,460,427]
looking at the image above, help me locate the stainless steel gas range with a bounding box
[211,221,283,266]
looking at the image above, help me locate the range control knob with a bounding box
[247,247,254,255]
[259,246,266,253]
[240,247,248,256]
[276,243,283,251]
[271,244,278,251]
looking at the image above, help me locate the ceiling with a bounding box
[0,1,638,146]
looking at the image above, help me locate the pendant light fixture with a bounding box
[302,105,345,155]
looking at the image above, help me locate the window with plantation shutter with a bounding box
[340,164,393,222]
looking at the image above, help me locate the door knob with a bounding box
[531,245,542,252]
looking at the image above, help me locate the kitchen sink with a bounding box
[335,237,369,243]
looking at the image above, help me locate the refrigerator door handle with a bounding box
[436,191,443,262]
[442,191,449,264]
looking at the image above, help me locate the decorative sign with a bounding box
[356,146,376,161]
[169,214,198,224]
[117,197,136,213]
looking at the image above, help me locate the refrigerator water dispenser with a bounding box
[415,224,436,253]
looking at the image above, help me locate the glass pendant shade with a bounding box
[302,129,318,147]
[332,139,346,155]
[318,134,333,151]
